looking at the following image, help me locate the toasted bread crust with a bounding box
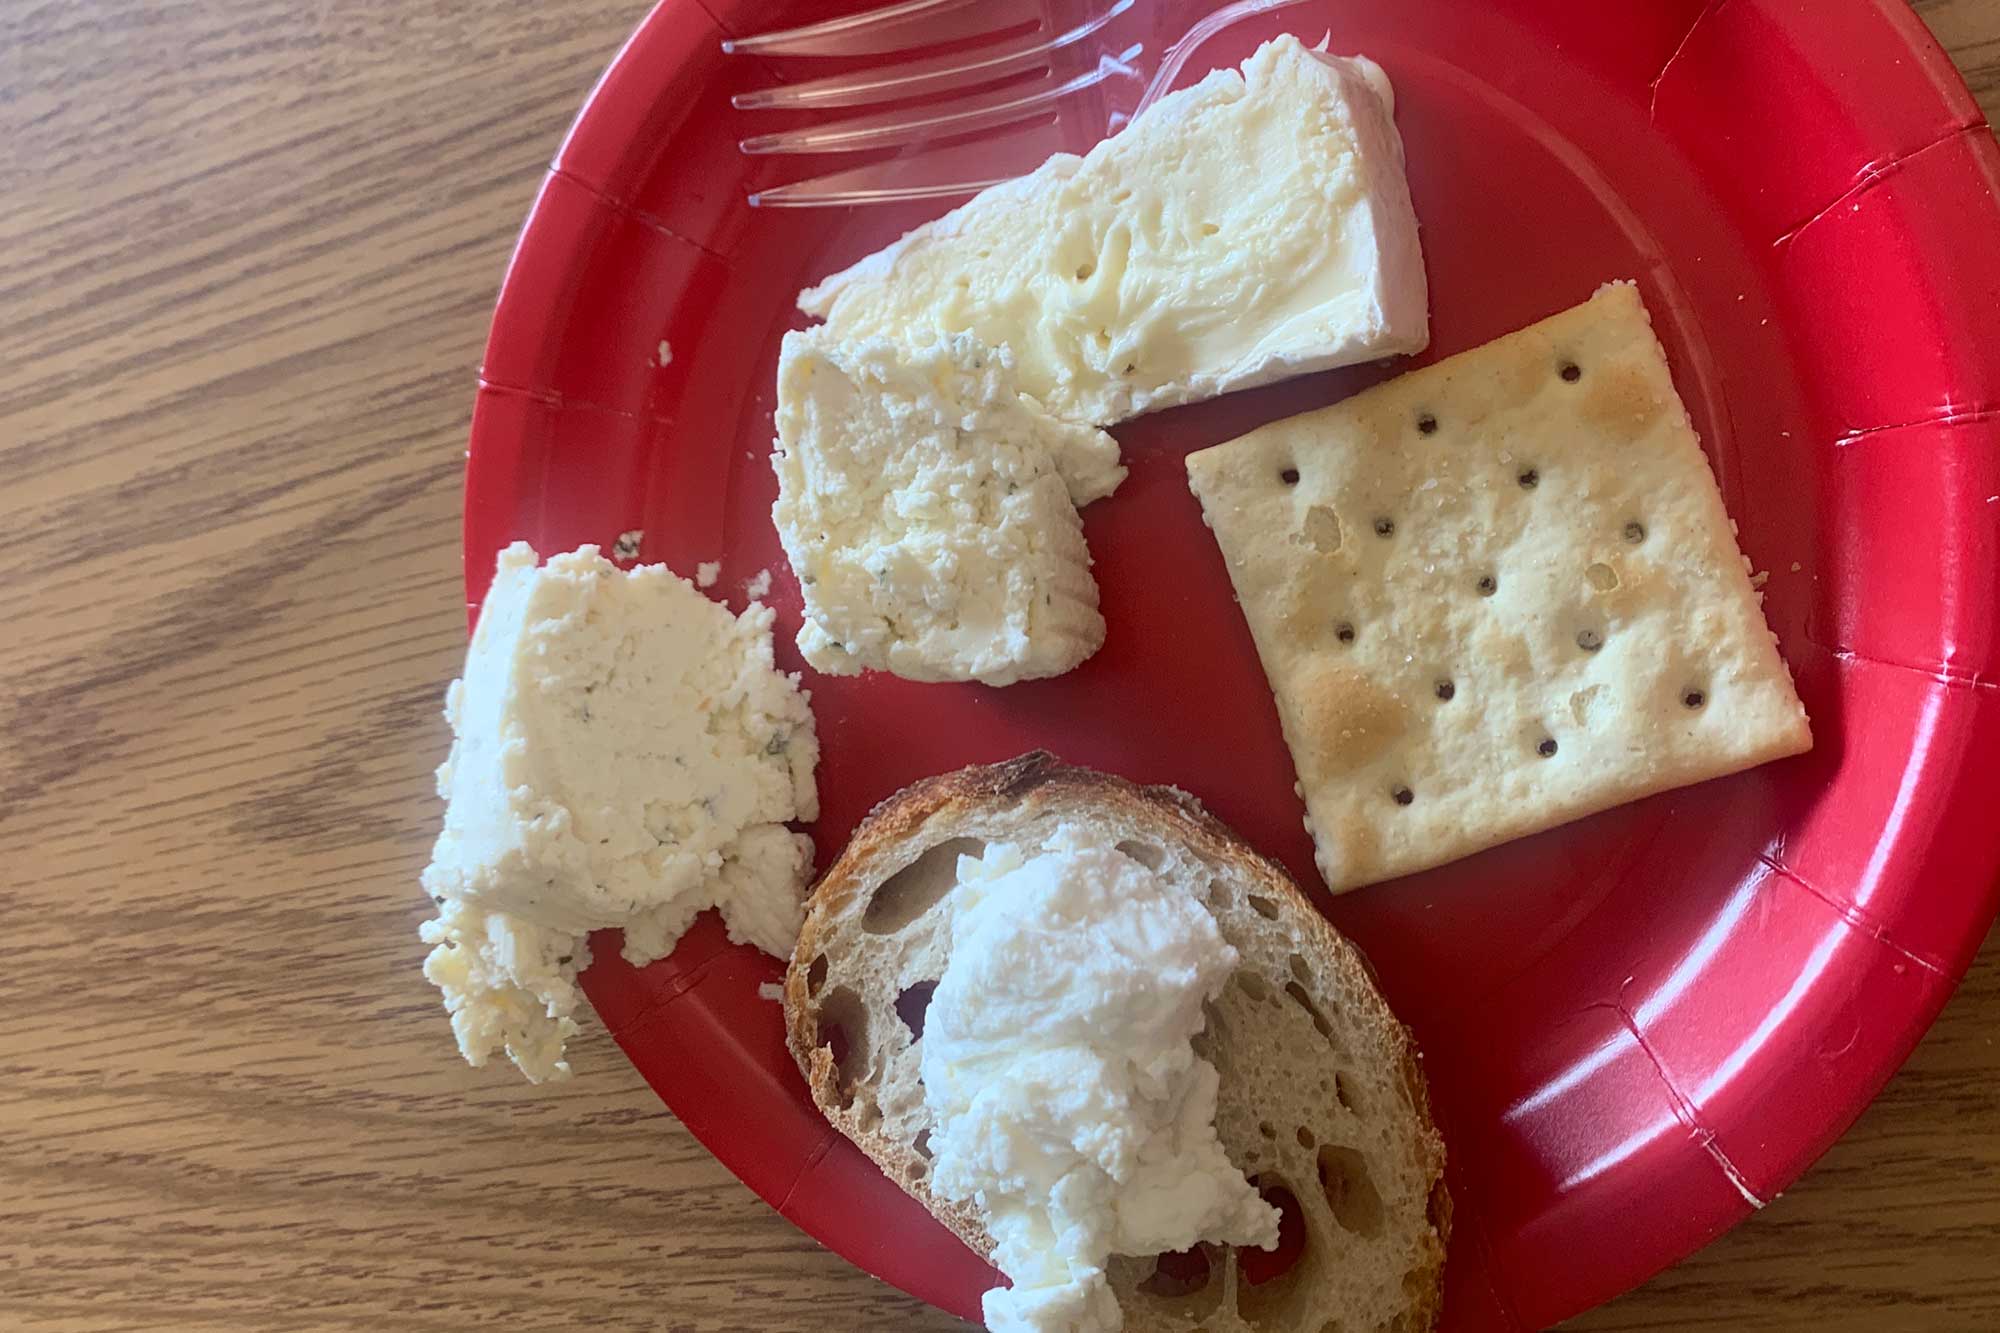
[785,753,1448,1330]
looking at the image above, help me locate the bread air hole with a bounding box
[1335,1072,1362,1116]
[1237,972,1272,1003]
[895,980,937,1040]
[1317,1145,1385,1238]
[912,1129,932,1160]
[1116,839,1166,871]
[815,987,869,1109]
[805,953,828,997]
[1138,1244,1214,1299]
[1286,982,1335,1043]
[1296,1125,1316,1149]
[1237,1177,1309,1312]
[1247,894,1281,920]
[862,836,985,934]
[1288,953,1310,985]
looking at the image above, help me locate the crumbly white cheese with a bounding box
[921,825,1279,1333]
[696,561,721,588]
[420,542,819,1082]
[771,330,1121,686]
[800,34,1427,426]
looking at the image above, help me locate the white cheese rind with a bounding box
[771,331,1117,686]
[921,825,1280,1333]
[800,34,1427,426]
[420,542,819,1081]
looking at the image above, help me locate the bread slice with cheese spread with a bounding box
[784,753,1449,1332]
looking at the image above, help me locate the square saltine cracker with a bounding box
[1186,283,1811,893]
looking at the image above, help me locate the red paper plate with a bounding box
[465,2,2000,1327]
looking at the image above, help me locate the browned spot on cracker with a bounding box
[1579,360,1665,434]
[1289,661,1409,782]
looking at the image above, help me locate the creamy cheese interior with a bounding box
[800,34,1428,426]
[771,331,1119,687]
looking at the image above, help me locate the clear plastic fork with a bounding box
[724,0,1310,207]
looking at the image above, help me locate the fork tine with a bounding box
[721,0,1042,58]
[738,48,1141,156]
[749,119,1075,207]
[731,0,1136,112]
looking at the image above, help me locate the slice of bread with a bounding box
[784,753,1450,1332]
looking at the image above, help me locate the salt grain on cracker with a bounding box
[1186,282,1810,893]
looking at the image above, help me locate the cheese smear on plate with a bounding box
[420,543,818,1081]
[800,33,1428,427]
[920,826,1279,1333]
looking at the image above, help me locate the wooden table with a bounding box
[4,3,1995,1329]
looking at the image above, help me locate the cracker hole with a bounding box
[1559,360,1582,382]
[1476,574,1497,597]
[1138,1246,1213,1299]
[863,836,984,934]
[1248,894,1281,921]
[805,953,828,996]
[1623,520,1647,544]
[1116,839,1165,871]
[1317,1146,1385,1238]
[1586,563,1620,592]
[1335,622,1357,645]
[1280,467,1301,486]
[1537,737,1559,758]
[1372,517,1395,538]
[1286,981,1335,1042]
[1391,785,1414,807]
[894,980,937,1040]
[1518,468,1540,489]
[1434,679,1455,701]
[1416,412,1438,436]
[1683,687,1708,709]
[1074,261,1095,281]
[1576,628,1604,653]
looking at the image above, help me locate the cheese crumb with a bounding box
[611,529,643,562]
[420,543,819,1082]
[656,340,673,367]
[696,561,721,588]
[744,568,773,601]
[756,981,785,1003]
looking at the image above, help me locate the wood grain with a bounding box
[2,2,1994,1330]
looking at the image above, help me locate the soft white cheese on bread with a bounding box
[799,33,1427,426]
[922,825,1280,1333]
[771,331,1119,686]
[420,542,819,1081]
